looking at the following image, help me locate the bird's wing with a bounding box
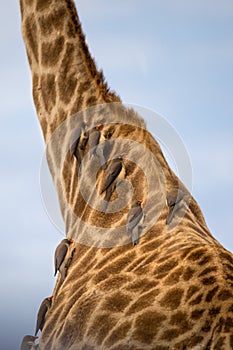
[167,190,184,206]
[70,127,82,157]
[103,140,111,164]
[102,160,122,192]
[126,207,143,233]
[102,183,115,212]
[89,130,100,150]
[54,243,68,276]
[132,226,140,246]
[35,300,49,335]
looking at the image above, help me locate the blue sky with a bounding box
[0,1,232,349]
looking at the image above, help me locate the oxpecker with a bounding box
[35,296,53,336]
[101,131,112,169]
[59,247,76,282]
[70,122,88,171]
[126,200,144,245]
[20,335,38,350]
[101,154,126,211]
[89,124,102,158]
[166,189,184,225]
[54,238,73,277]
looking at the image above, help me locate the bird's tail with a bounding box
[101,185,114,212]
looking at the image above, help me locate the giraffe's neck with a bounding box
[20,0,120,141]
[20,2,233,349]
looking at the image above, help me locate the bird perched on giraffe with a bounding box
[20,335,38,350]
[126,199,145,245]
[100,153,126,212]
[54,238,73,277]
[59,247,76,282]
[166,188,185,225]
[70,121,89,173]
[35,296,53,336]
[89,124,103,159]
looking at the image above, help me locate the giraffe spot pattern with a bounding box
[231,335,233,349]
[38,7,66,36]
[81,346,94,350]
[201,319,211,332]
[209,306,221,316]
[198,266,217,277]
[94,247,129,270]
[99,275,130,292]
[41,36,65,67]
[191,309,205,320]
[160,328,182,341]
[87,313,117,346]
[188,335,204,347]
[198,255,212,265]
[126,289,160,315]
[103,321,131,347]
[220,252,233,265]
[94,253,136,284]
[132,310,166,344]
[205,286,219,302]
[169,311,192,331]
[154,259,178,276]
[102,292,132,313]
[25,18,39,63]
[32,73,40,114]
[36,0,53,12]
[186,285,199,301]
[214,336,225,349]
[164,267,183,285]
[110,345,140,350]
[202,276,216,285]
[217,289,232,301]
[183,266,195,281]
[189,293,203,306]
[20,0,233,348]
[160,288,184,310]
[223,317,233,332]
[187,247,206,261]
[58,43,79,103]
[41,74,56,113]
[125,278,159,293]
[72,295,103,339]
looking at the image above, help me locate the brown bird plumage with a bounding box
[20,335,38,350]
[101,155,125,194]
[101,154,126,212]
[126,200,144,245]
[35,296,53,336]
[70,122,88,171]
[54,238,73,276]
[59,247,76,282]
[89,124,102,158]
[166,189,184,225]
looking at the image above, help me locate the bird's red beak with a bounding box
[138,199,143,204]
[120,152,126,157]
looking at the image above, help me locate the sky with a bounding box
[0,1,232,349]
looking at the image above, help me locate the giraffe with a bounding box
[19,1,233,349]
